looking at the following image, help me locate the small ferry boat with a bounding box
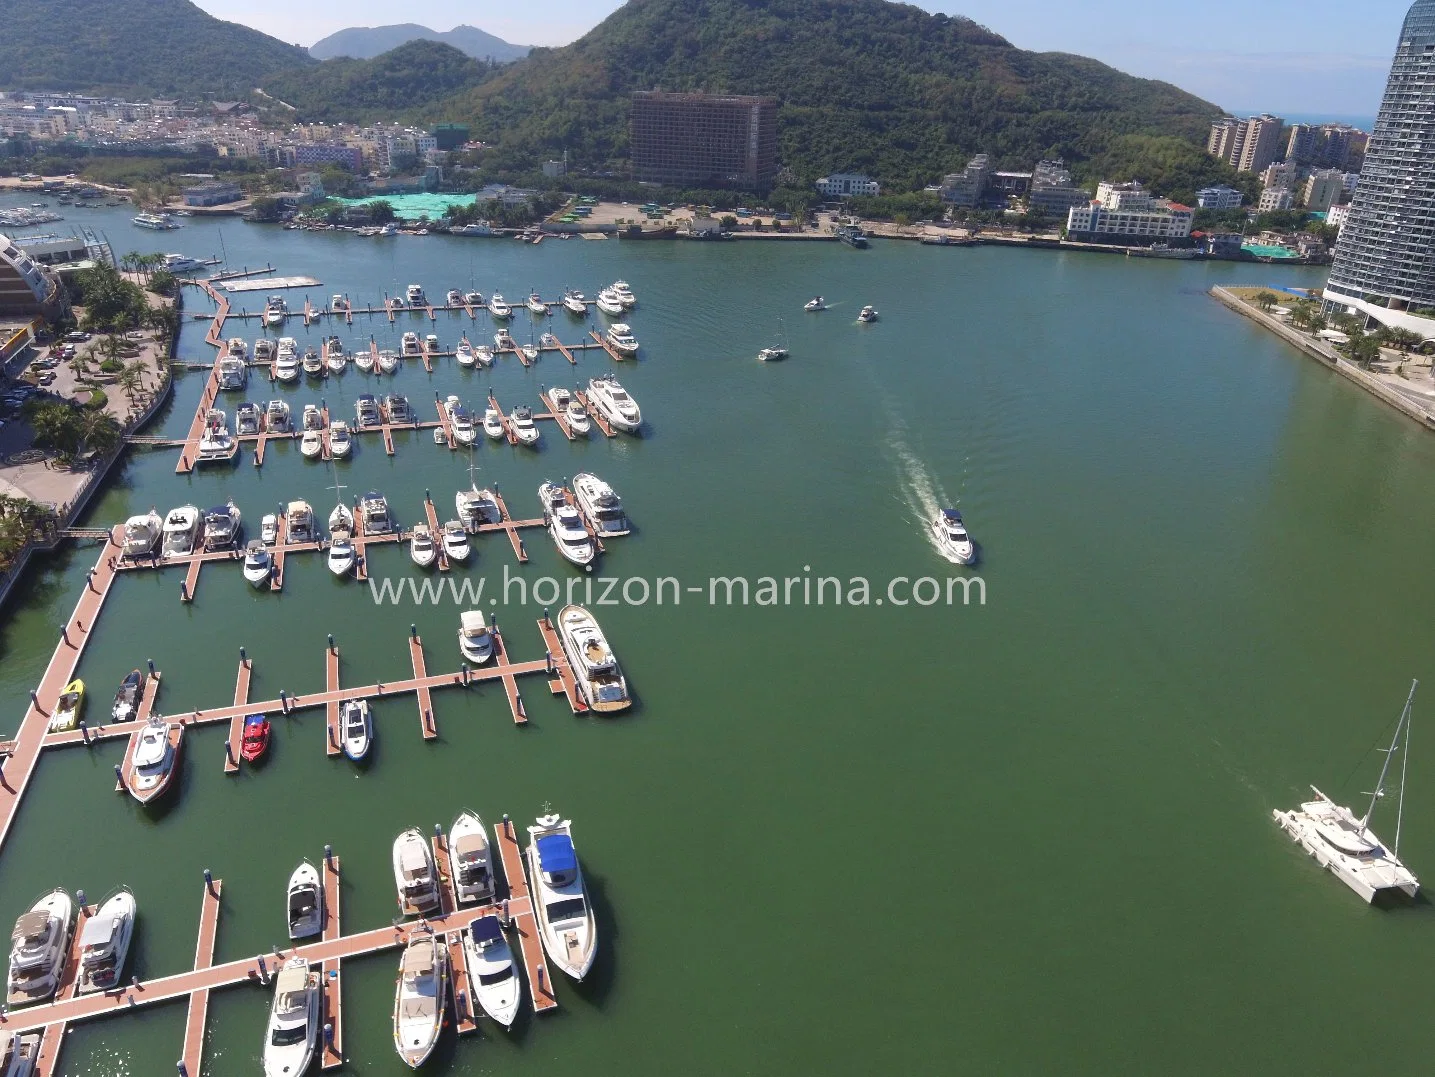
[482,407,505,440]
[409,524,438,569]
[235,401,261,435]
[75,889,136,995]
[48,680,84,733]
[377,350,399,375]
[242,541,273,587]
[328,420,352,459]
[804,296,827,311]
[456,484,501,528]
[510,405,540,446]
[595,289,624,316]
[573,472,631,536]
[286,861,324,940]
[858,305,879,323]
[456,340,476,367]
[836,224,869,248]
[401,331,421,357]
[450,810,496,904]
[262,957,320,1077]
[392,828,441,915]
[462,916,521,1027]
[111,670,144,723]
[300,429,323,459]
[392,933,447,1068]
[586,375,641,433]
[6,889,74,1007]
[301,346,324,378]
[527,292,547,315]
[262,296,288,329]
[240,714,270,763]
[161,504,202,557]
[126,717,183,804]
[606,323,639,355]
[525,812,597,980]
[359,491,391,534]
[264,399,291,432]
[931,508,975,564]
[384,394,412,423]
[342,699,372,761]
[442,520,470,563]
[218,355,247,391]
[541,484,595,566]
[203,499,242,550]
[562,289,587,315]
[487,294,512,320]
[556,604,630,712]
[286,500,316,543]
[327,532,355,577]
[458,610,493,664]
[405,283,427,308]
[355,394,381,428]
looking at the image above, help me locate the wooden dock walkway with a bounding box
[325,645,341,757]
[223,657,251,773]
[589,330,627,362]
[31,1020,65,1077]
[491,629,527,725]
[410,635,437,740]
[573,389,616,437]
[179,879,223,1077]
[495,817,559,1013]
[321,854,344,1069]
[446,929,479,1035]
[489,490,529,563]
[423,496,450,572]
[537,614,587,714]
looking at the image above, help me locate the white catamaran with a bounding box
[1273,679,1421,903]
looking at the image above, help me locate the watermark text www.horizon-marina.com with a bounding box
[367,565,985,609]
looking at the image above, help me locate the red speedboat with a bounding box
[240,714,270,763]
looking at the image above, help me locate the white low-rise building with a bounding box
[816,173,880,198]
[1326,203,1352,231]
[1066,182,1194,242]
[1197,185,1245,209]
[1258,186,1295,212]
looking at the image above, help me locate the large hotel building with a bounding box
[630,92,778,192]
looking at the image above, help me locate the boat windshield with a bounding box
[546,897,587,923]
[477,969,514,986]
[270,1024,309,1047]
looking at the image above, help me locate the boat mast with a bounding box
[1361,679,1418,837]
[1396,679,1417,855]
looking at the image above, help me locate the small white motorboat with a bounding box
[122,509,163,559]
[425,333,440,355]
[161,504,202,558]
[456,341,475,367]
[405,283,427,307]
[261,513,279,545]
[355,394,382,428]
[565,397,591,434]
[392,828,440,914]
[442,520,470,563]
[487,294,512,320]
[300,430,323,459]
[805,296,827,311]
[858,305,879,323]
[450,810,496,904]
[445,396,475,446]
[474,344,494,367]
[482,407,505,440]
[562,289,586,315]
[126,717,183,804]
[456,485,501,528]
[327,532,355,577]
[301,403,324,431]
[446,289,464,307]
[606,323,639,355]
[463,290,484,306]
[458,610,493,664]
[236,401,261,435]
[302,346,324,379]
[286,861,324,940]
[325,341,346,375]
[931,508,975,564]
[522,342,539,363]
[409,524,437,568]
[611,280,636,307]
[462,916,521,1028]
[262,957,320,1077]
[377,350,399,375]
[526,291,547,316]
[757,344,789,362]
[595,289,624,316]
[286,500,316,543]
[341,699,372,761]
[75,888,136,995]
[541,483,595,566]
[525,812,597,980]
[329,501,354,535]
[510,406,540,447]
[265,399,291,432]
[328,420,352,459]
[355,347,375,373]
[242,541,273,587]
[392,933,447,1068]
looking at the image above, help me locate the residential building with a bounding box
[940,154,990,207]
[1302,168,1345,212]
[1258,186,1295,212]
[0,233,66,317]
[1066,183,1194,244]
[297,172,325,202]
[815,173,880,198]
[1326,203,1352,231]
[1286,123,1321,164]
[1027,158,1089,217]
[1237,115,1286,173]
[1207,118,1245,164]
[1260,160,1300,190]
[630,91,778,191]
[1196,185,1245,209]
[182,181,243,207]
[990,171,1032,197]
[293,142,363,171]
[1326,0,1435,320]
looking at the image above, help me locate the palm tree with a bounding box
[1254,291,1278,312]
[115,363,144,407]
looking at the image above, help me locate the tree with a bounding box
[367,200,396,224]
[1345,333,1382,368]
[115,362,144,407]
[1254,291,1278,312]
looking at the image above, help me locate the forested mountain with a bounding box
[308,23,529,63]
[262,42,498,124]
[448,0,1227,190]
[0,0,313,97]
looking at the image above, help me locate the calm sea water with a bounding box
[4,195,1435,1074]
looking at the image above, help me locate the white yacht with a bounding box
[122,509,162,559]
[463,290,484,306]
[262,295,288,329]
[161,504,202,557]
[355,394,381,428]
[586,375,642,432]
[254,338,276,364]
[261,513,279,545]
[1274,681,1422,903]
[132,211,179,230]
[286,500,316,543]
[242,540,273,587]
[265,399,291,432]
[405,283,427,308]
[0,1031,40,1076]
[450,811,496,904]
[354,346,375,373]
[494,329,516,351]
[328,420,353,459]
[262,957,320,1077]
[456,340,476,367]
[301,403,324,432]
[6,890,73,1007]
[401,331,421,357]
[931,508,975,564]
[324,339,346,375]
[487,294,512,320]
[446,289,464,307]
[273,349,299,383]
[757,344,789,362]
[456,484,501,528]
[218,355,248,390]
[377,349,399,374]
[342,699,372,761]
[474,344,494,367]
[442,520,471,563]
[409,524,438,568]
[540,484,595,567]
[196,409,237,463]
[203,499,242,550]
[392,828,440,915]
[302,346,324,378]
[75,889,136,995]
[300,429,323,459]
[392,933,447,1069]
[562,289,587,315]
[525,812,597,980]
[610,280,636,308]
[359,491,391,534]
[235,401,261,435]
[327,531,355,577]
[526,291,547,316]
[804,296,827,311]
[510,406,540,446]
[556,604,630,713]
[605,323,639,355]
[331,294,348,313]
[329,500,355,535]
[462,917,521,1028]
[482,407,505,440]
[425,333,440,355]
[595,289,624,316]
[384,394,412,423]
[858,305,879,323]
[573,472,631,537]
[458,610,493,664]
[126,717,182,804]
[522,342,539,363]
[445,396,475,445]
[286,861,324,940]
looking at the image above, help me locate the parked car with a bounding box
[39,372,56,386]
[65,331,90,343]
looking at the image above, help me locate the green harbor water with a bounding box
[6,197,1435,1073]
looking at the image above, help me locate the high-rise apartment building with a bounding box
[1326,0,1435,315]
[1207,118,1245,164]
[1236,115,1286,173]
[630,92,777,191]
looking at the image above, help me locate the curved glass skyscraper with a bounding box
[1325,0,1435,313]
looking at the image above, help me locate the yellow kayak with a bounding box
[49,679,85,732]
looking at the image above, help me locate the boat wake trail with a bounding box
[880,407,957,559]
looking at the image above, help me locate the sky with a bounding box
[193,0,1411,117]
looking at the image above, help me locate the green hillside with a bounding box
[0,0,313,97]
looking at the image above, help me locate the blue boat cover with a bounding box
[473,916,503,943]
[243,714,265,727]
[536,834,577,874]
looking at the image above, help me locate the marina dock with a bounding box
[495,816,559,1014]
[223,657,251,773]
[179,879,223,1077]
[321,854,344,1069]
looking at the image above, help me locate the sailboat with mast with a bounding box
[1273,679,1421,903]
